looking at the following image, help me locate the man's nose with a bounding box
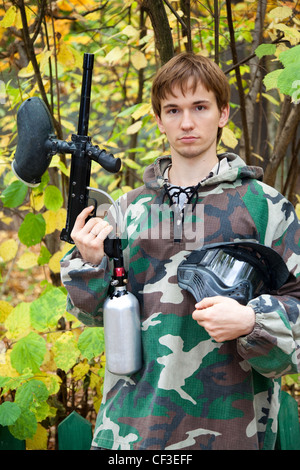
[180,110,194,130]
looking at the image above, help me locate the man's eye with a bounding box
[168,109,178,114]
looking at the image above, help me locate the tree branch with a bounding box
[225,0,251,164]
[14,0,50,110]
[46,4,109,21]
[264,100,300,187]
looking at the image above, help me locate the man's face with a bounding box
[155,80,229,162]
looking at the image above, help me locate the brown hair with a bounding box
[151,52,230,141]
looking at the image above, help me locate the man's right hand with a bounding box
[71,206,113,265]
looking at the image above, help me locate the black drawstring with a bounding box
[162,182,200,211]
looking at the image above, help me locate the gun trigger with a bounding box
[87,197,97,217]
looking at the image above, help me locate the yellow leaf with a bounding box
[57,0,73,12]
[43,210,57,235]
[17,252,38,269]
[126,120,142,135]
[48,244,72,273]
[73,362,90,381]
[0,351,19,377]
[132,103,151,120]
[26,424,48,450]
[122,25,139,39]
[30,192,44,212]
[56,208,67,232]
[14,8,23,30]
[48,252,62,274]
[93,394,102,413]
[35,372,62,394]
[274,24,300,45]
[57,42,76,69]
[0,5,17,28]
[38,49,53,74]
[18,61,35,78]
[60,118,76,132]
[0,300,13,323]
[43,208,66,235]
[268,6,293,20]
[49,155,69,176]
[252,152,264,162]
[131,50,147,70]
[108,176,121,193]
[0,211,13,225]
[221,127,238,149]
[105,47,124,66]
[89,365,102,389]
[0,239,18,262]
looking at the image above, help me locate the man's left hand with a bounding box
[192,296,255,342]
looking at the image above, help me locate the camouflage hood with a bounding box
[143,152,264,190]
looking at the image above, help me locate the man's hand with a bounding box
[71,206,113,265]
[192,296,255,342]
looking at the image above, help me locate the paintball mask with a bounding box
[177,241,290,305]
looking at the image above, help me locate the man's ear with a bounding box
[155,114,165,134]
[218,104,230,128]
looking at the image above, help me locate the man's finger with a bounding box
[195,295,232,310]
[72,205,95,232]
[96,224,114,242]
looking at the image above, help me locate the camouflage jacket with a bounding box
[60,153,300,450]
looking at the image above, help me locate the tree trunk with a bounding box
[263,99,300,187]
[141,0,174,65]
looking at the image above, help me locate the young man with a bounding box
[60,52,300,450]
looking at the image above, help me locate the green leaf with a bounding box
[0,402,21,426]
[279,45,300,68]
[10,332,47,374]
[0,370,34,395]
[53,332,80,372]
[78,327,105,360]
[0,180,28,208]
[30,288,66,332]
[255,43,276,59]
[4,302,31,340]
[37,245,52,265]
[277,64,300,97]
[18,213,46,247]
[117,103,142,118]
[15,380,49,414]
[9,409,37,440]
[44,185,63,211]
[263,69,282,91]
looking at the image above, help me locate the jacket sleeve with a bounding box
[237,194,300,378]
[60,247,112,327]
[60,194,130,326]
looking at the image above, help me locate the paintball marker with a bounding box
[12,53,121,244]
[12,52,142,375]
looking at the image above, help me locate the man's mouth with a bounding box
[179,135,198,143]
